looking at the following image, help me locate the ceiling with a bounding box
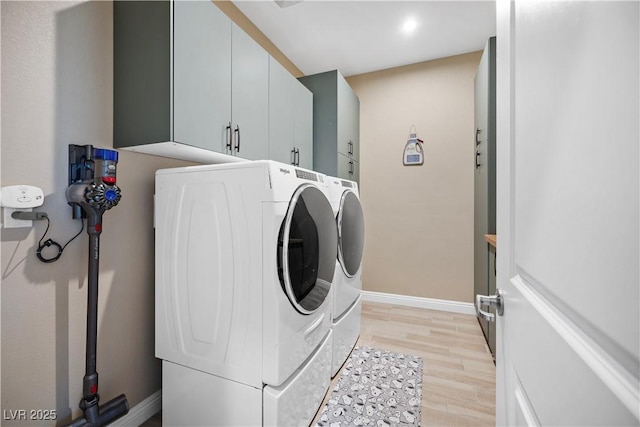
[232,0,496,77]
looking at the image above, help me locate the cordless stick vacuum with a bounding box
[65,145,129,427]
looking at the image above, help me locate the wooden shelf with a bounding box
[485,234,497,249]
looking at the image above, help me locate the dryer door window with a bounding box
[337,190,365,277]
[278,184,337,314]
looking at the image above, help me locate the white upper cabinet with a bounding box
[173,0,231,153]
[268,59,294,165]
[293,80,313,170]
[114,1,269,162]
[230,24,269,161]
[268,58,313,169]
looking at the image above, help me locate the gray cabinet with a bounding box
[298,70,360,183]
[268,58,313,169]
[337,153,359,181]
[230,25,269,161]
[487,244,497,357]
[293,80,313,169]
[473,37,497,360]
[337,75,360,162]
[172,0,230,154]
[114,1,268,162]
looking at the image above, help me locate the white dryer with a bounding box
[154,161,337,426]
[327,177,365,377]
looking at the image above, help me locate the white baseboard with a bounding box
[112,389,161,427]
[360,290,476,315]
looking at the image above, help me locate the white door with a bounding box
[494,1,639,425]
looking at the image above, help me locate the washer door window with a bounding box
[278,185,338,314]
[337,190,365,277]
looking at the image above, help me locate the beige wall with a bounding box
[347,51,482,303]
[0,1,194,424]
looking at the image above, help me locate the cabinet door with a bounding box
[231,24,269,160]
[352,159,360,184]
[337,74,360,160]
[337,153,357,181]
[488,246,496,358]
[294,81,313,169]
[173,1,231,152]
[268,58,295,165]
[350,92,360,161]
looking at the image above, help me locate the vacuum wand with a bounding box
[66,146,128,427]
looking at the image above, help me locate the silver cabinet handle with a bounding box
[475,128,481,146]
[476,150,481,169]
[348,160,354,175]
[348,140,354,156]
[290,147,300,166]
[476,289,504,322]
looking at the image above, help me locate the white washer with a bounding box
[327,176,365,377]
[155,160,337,426]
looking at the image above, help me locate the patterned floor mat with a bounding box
[315,346,423,426]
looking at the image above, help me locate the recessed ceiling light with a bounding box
[402,17,418,35]
[274,0,303,8]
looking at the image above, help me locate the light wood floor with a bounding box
[353,301,495,426]
[143,301,496,427]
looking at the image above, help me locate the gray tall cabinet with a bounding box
[473,37,497,359]
[298,70,360,183]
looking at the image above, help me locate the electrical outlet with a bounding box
[3,207,33,229]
